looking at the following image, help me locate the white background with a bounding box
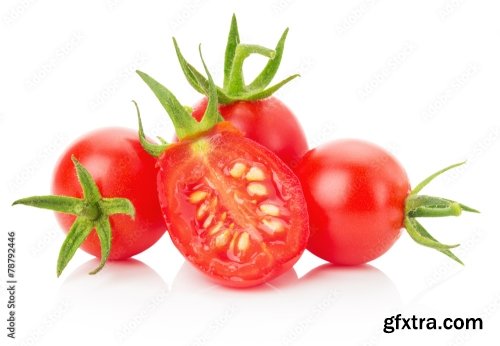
[1,0,499,345]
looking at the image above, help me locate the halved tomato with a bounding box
[157,123,308,287]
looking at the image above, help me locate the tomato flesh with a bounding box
[158,123,309,287]
[192,97,308,168]
[295,140,410,265]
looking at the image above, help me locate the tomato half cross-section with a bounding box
[135,51,309,288]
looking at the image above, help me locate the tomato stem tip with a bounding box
[404,162,478,265]
[173,14,299,104]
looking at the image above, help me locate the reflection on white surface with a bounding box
[132,262,401,346]
[289,264,402,345]
[170,261,300,293]
[42,260,400,346]
[55,259,169,345]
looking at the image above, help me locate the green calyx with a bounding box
[134,45,223,157]
[12,156,135,277]
[404,162,479,265]
[174,14,299,104]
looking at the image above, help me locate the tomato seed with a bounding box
[245,167,266,181]
[229,162,247,178]
[208,221,224,236]
[237,232,250,251]
[189,190,208,204]
[196,201,209,220]
[215,230,230,247]
[228,233,238,254]
[259,204,280,216]
[247,182,268,197]
[203,213,215,228]
[262,218,285,233]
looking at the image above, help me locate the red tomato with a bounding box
[192,97,308,168]
[157,122,309,287]
[295,140,410,265]
[52,128,166,260]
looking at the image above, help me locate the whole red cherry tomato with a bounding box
[295,139,477,266]
[14,128,166,276]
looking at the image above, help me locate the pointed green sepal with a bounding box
[100,198,135,218]
[409,161,466,196]
[243,73,300,101]
[405,217,463,265]
[405,217,460,250]
[57,217,94,277]
[89,217,112,275]
[172,38,232,104]
[136,70,202,140]
[132,100,169,157]
[72,156,101,203]
[223,14,240,89]
[13,196,83,214]
[196,45,225,127]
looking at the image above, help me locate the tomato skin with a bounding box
[52,128,166,260]
[295,140,410,265]
[192,97,308,168]
[157,123,309,287]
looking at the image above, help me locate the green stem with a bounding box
[226,44,276,95]
[173,15,298,103]
[408,204,462,218]
[403,162,478,265]
[136,46,224,146]
[80,203,101,221]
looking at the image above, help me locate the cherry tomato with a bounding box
[52,128,166,260]
[295,140,410,265]
[192,97,308,168]
[157,123,309,287]
[295,140,477,266]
